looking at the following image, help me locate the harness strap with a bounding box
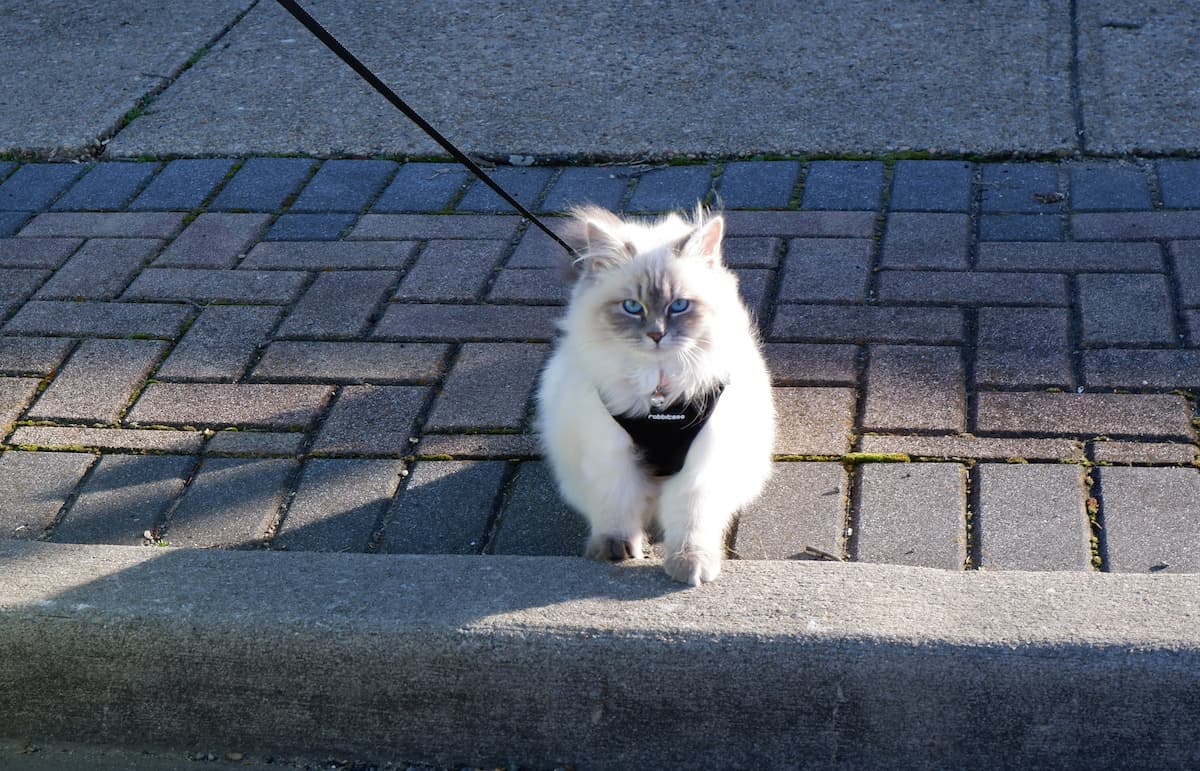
[274,0,578,258]
[612,384,725,477]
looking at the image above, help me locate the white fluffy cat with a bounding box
[536,205,775,585]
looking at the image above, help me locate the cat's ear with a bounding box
[681,214,726,268]
[565,206,633,277]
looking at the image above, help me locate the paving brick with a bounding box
[26,338,165,423]
[0,337,74,376]
[157,305,283,381]
[771,305,963,344]
[624,166,713,213]
[273,458,404,552]
[487,268,569,304]
[1068,162,1152,211]
[1100,467,1200,573]
[857,435,1084,462]
[978,214,1064,241]
[976,307,1074,388]
[3,300,192,338]
[773,387,855,456]
[35,238,160,300]
[0,268,49,301]
[372,303,560,341]
[456,167,554,213]
[1170,241,1200,307]
[350,214,521,241]
[854,463,966,569]
[777,238,871,302]
[123,268,308,303]
[877,270,1068,306]
[981,163,1063,213]
[505,225,571,268]
[733,461,845,560]
[724,210,876,238]
[52,162,158,211]
[1073,211,1200,240]
[1082,349,1200,389]
[975,392,1192,439]
[1156,159,1200,208]
[977,241,1162,272]
[310,385,428,456]
[723,237,781,268]
[1187,310,1200,345]
[0,212,31,237]
[1090,441,1196,465]
[209,157,315,212]
[426,343,548,432]
[51,454,194,546]
[801,161,883,210]
[382,460,507,554]
[204,431,306,457]
[164,457,296,548]
[717,161,800,209]
[8,426,205,454]
[763,343,858,385]
[18,212,185,239]
[1077,273,1175,346]
[0,237,82,268]
[155,213,271,268]
[276,271,399,338]
[242,240,417,270]
[372,163,469,213]
[416,433,539,459]
[540,167,629,212]
[890,161,974,212]
[264,213,357,241]
[394,240,507,301]
[735,269,772,320]
[290,160,396,212]
[253,341,448,384]
[0,377,40,436]
[0,164,85,210]
[863,345,964,431]
[128,158,236,211]
[490,460,587,556]
[128,383,334,429]
[881,212,970,269]
[0,451,95,540]
[975,463,1091,571]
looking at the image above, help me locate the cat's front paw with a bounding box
[586,533,644,562]
[663,546,721,586]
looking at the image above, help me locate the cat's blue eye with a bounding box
[668,298,691,314]
[621,299,644,315]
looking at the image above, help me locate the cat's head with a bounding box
[561,206,741,362]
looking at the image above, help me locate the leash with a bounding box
[275,0,577,257]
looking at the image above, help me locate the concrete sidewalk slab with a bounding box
[106,0,1076,159]
[1,541,1198,768]
[0,1,254,157]
[1076,0,1200,153]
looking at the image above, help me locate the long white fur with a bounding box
[536,206,775,585]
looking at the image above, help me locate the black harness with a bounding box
[610,385,725,477]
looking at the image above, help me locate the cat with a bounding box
[536,205,775,585]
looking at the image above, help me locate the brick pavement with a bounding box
[1,158,1198,573]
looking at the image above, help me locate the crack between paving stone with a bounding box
[93,1,264,162]
[1068,0,1089,154]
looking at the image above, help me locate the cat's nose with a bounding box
[646,330,664,344]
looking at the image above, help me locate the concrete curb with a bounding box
[1,541,1198,768]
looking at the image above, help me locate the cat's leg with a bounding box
[575,457,653,562]
[657,476,732,585]
[539,372,653,561]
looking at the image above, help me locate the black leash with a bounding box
[275,0,576,257]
